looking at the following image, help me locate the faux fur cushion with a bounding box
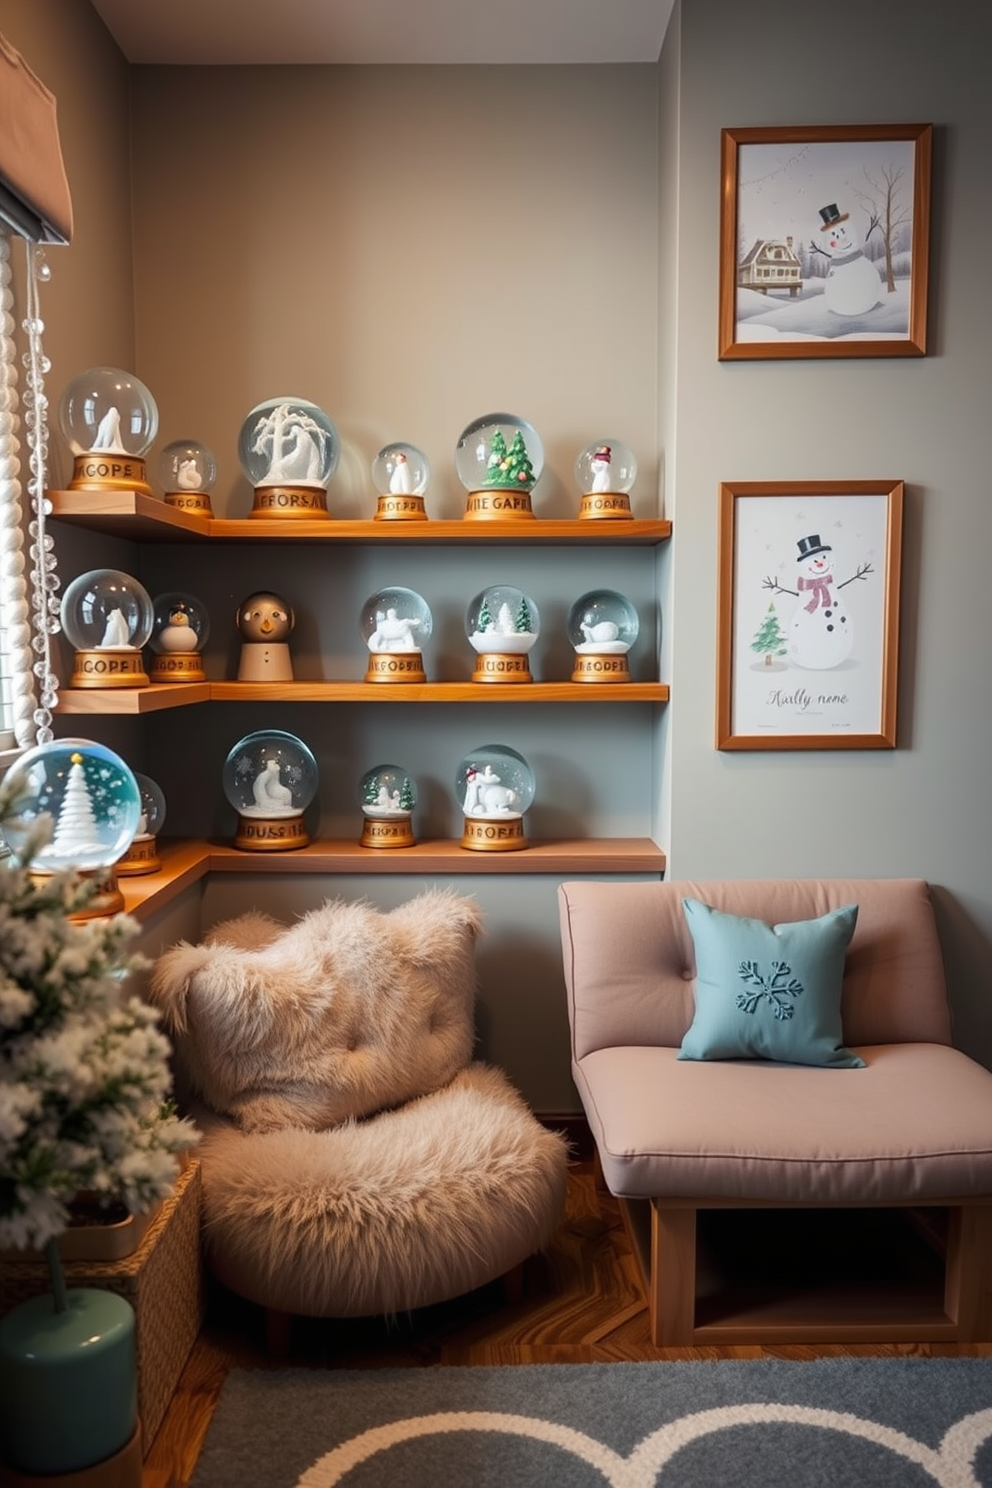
[192,1063,570,1316]
[148,889,482,1133]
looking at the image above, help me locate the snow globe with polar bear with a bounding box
[60,567,153,689]
[58,365,159,496]
[223,730,318,852]
[567,589,639,682]
[455,743,535,852]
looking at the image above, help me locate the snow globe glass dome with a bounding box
[159,437,218,516]
[567,589,639,682]
[465,584,539,682]
[117,772,167,876]
[454,412,543,521]
[222,729,318,851]
[1,738,142,916]
[358,763,417,849]
[149,591,211,682]
[361,586,433,682]
[371,441,430,521]
[236,396,339,520]
[455,743,535,852]
[60,567,153,688]
[574,437,636,519]
[58,366,159,496]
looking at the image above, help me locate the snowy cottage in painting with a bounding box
[738,236,802,297]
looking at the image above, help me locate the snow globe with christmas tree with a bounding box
[455,743,535,852]
[567,588,639,682]
[222,729,318,851]
[360,586,433,682]
[371,441,431,521]
[159,437,218,516]
[465,584,540,682]
[149,590,211,682]
[574,437,636,519]
[58,365,159,497]
[116,773,167,876]
[237,395,339,520]
[455,412,543,521]
[60,568,154,689]
[358,763,417,848]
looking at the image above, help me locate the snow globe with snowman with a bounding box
[149,591,211,682]
[222,729,318,851]
[358,763,417,848]
[567,589,639,682]
[159,438,218,516]
[574,438,636,520]
[116,773,167,876]
[60,568,154,689]
[360,587,433,682]
[371,442,431,521]
[465,585,540,682]
[455,412,543,521]
[455,743,535,852]
[237,396,339,520]
[58,366,159,497]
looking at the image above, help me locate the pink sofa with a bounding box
[558,877,992,1346]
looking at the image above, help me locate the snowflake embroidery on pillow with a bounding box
[736,960,805,1020]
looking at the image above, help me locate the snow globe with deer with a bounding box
[237,396,340,520]
[567,589,639,682]
[465,584,540,682]
[455,744,535,852]
[358,763,417,848]
[222,729,318,852]
[159,437,218,516]
[371,441,431,521]
[117,773,167,876]
[58,365,159,497]
[360,587,433,682]
[574,437,636,520]
[60,568,154,689]
[149,591,211,682]
[455,412,543,521]
[1,738,143,916]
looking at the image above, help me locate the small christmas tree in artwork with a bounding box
[514,595,534,634]
[484,429,510,485]
[504,430,535,487]
[750,603,788,666]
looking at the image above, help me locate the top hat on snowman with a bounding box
[796,533,832,562]
[819,203,849,229]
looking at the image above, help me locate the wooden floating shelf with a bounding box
[56,683,212,714]
[57,680,669,712]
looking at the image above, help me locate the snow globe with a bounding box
[117,772,167,875]
[371,441,430,521]
[358,763,417,848]
[465,584,539,682]
[1,738,142,916]
[455,412,543,521]
[237,396,340,520]
[361,586,433,682]
[60,567,153,688]
[236,591,295,682]
[58,366,159,497]
[149,591,211,682]
[574,438,636,519]
[567,589,639,682]
[159,437,218,516]
[222,729,318,851]
[455,743,535,852]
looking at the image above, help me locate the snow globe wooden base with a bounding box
[472,652,532,683]
[461,815,526,851]
[164,488,213,516]
[374,492,428,520]
[69,650,149,688]
[361,816,416,848]
[571,652,631,682]
[68,452,153,497]
[365,652,426,683]
[29,866,125,919]
[148,651,206,682]
[116,835,161,876]
[249,484,330,519]
[464,488,535,520]
[233,812,308,851]
[578,490,632,519]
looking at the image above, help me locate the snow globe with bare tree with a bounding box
[237,396,340,520]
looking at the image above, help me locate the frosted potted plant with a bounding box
[0,768,197,1482]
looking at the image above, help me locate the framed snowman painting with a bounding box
[718,123,932,359]
[717,480,904,750]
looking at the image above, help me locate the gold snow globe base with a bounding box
[116,836,161,876]
[365,652,427,683]
[464,488,535,521]
[461,815,527,851]
[233,811,308,851]
[571,653,632,683]
[68,452,153,497]
[578,491,632,520]
[70,649,149,688]
[149,651,206,683]
[374,493,428,521]
[164,489,214,516]
[31,865,125,919]
[471,652,532,684]
[360,817,416,849]
[250,484,331,520]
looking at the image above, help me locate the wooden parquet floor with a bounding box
[142,1162,992,1488]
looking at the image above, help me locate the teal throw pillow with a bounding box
[678,898,864,1067]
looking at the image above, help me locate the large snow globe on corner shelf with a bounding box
[465,585,539,682]
[567,589,639,682]
[455,412,543,521]
[358,764,417,849]
[222,729,318,852]
[371,442,431,521]
[237,396,339,520]
[574,437,636,520]
[58,366,159,497]
[361,587,433,682]
[455,744,535,852]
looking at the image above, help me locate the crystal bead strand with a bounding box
[22,239,61,743]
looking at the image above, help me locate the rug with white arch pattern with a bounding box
[190,1357,992,1487]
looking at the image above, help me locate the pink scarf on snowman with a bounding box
[797,574,834,612]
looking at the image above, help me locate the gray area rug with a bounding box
[190,1358,992,1487]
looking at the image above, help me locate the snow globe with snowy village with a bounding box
[60,568,154,688]
[567,589,639,682]
[222,729,318,851]
[465,585,540,682]
[574,438,636,520]
[117,772,167,876]
[361,587,433,682]
[371,441,431,521]
[358,763,417,848]
[237,396,339,520]
[1,738,142,916]
[159,437,218,516]
[149,591,211,682]
[58,365,159,497]
[455,743,535,852]
[455,412,543,521]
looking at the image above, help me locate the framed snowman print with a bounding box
[718,123,932,359]
[717,480,904,750]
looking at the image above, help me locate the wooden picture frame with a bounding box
[717,480,904,750]
[719,123,932,359]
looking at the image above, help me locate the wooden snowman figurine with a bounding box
[236,591,295,682]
